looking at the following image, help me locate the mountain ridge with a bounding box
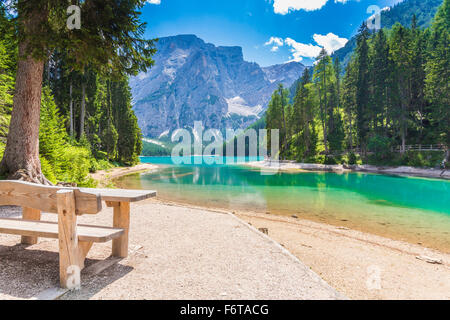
[130,34,305,138]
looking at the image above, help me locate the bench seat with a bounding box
[0,218,124,243]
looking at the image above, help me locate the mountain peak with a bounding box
[131,34,305,137]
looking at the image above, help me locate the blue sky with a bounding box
[141,0,403,66]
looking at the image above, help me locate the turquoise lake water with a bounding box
[116,156,450,252]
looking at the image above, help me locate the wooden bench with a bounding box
[0,180,156,290]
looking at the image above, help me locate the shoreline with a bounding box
[246,160,450,180]
[110,161,450,253]
[90,163,158,187]
[233,209,450,299]
[141,199,450,299]
[148,196,450,252]
[95,167,450,299]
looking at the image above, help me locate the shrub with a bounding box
[403,151,445,168]
[323,155,337,165]
[367,135,392,161]
[39,88,97,187]
[348,152,357,165]
[0,142,4,159]
[90,158,115,173]
[40,156,57,184]
[58,146,97,187]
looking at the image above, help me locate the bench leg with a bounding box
[57,190,82,290]
[111,201,130,258]
[78,241,93,269]
[21,207,41,245]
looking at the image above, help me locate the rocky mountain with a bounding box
[130,34,305,138]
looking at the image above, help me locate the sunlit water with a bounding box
[116,156,450,252]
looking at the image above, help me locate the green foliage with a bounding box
[39,87,97,187]
[367,151,445,168]
[348,152,357,165]
[265,1,449,169]
[333,0,443,69]
[266,84,291,158]
[367,135,393,161]
[8,0,156,77]
[382,0,443,29]
[0,0,155,184]
[57,146,97,187]
[425,0,450,149]
[39,156,56,184]
[290,69,319,160]
[141,140,171,156]
[0,5,15,148]
[323,155,338,165]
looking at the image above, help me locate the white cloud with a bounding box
[146,0,161,4]
[284,38,322,62]
[272,0,351,15]
[312,33,348,54]
[264,32,348,62]
[265,37,284,53]
[265,37,284,46]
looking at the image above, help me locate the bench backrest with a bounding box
[0,180,102,215]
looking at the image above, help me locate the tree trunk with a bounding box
[80,82,86,138]
[0,2,51,184]
[0,42,50,184]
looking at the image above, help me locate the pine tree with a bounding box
[369,29,390,136]
[409,16,428,141]
[390,23,413,153]
[313,48,333,154]
[341,59,357,150]
[292,69,317,160]
[0,5,16,152]
[0,0,156,183]
[425,0,450,162]
[355,23,371,154]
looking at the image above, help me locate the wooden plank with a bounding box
[112,201,130,258]
[78,187,156,203]
[78,240,93,269]
[57,190,81,289]
[73,189,103,215]
[21,207,41,245]
[83,256,123,276]
[0,218,124,243]
[0,181,102,215]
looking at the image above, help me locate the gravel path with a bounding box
[0,202,344,300]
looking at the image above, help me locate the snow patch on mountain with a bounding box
[226,96,264,118]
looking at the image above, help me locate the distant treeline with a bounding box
[266,1,449,168]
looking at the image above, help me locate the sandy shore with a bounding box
[90,163,158,187]
[0,202,343,300]
[144,199,450,300]
[246,160,450,180]
[233,209,450,300]
[0,199,448,300]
